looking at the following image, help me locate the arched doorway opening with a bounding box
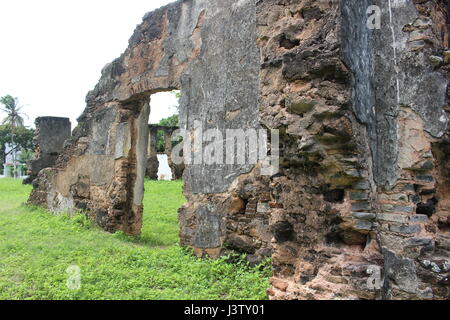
[140,90,186,245]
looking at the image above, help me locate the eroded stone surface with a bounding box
[257,0,449,300]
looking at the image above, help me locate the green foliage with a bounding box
[0,95,32,167]
[158,114,179,127]
[0,125,35,150]
[0,95,26,128]
[0,95,16,109]
[154,91,181,153]
[18,149,35,164]
[156,115,179,153]
[0,179,270,300]
[0,124,35,164]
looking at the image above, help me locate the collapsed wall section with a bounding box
[25,117,71,184]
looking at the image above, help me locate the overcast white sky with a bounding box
[0,0,178,129]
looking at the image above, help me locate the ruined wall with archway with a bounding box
[29,0,260,238]
[30,0,450,300]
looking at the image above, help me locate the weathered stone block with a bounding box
[409,214,429,223]
[355,221,373,231]
[389,224,421,234]
[352,202,371,212]
[194,205,221,249]
[288,99,316,114]
[352,212,377,221]
[379,193,409,202]
[416,175,434,183]
[377,213,409,224]
[352,180,370,190]
[382,204,415,213]
[406,238,433,248]
[350,191,369,201]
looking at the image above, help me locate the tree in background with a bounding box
[0,95,28,177]
[18,149,35,165]
[155,91,180,153]
[156,114,179,152]
[0,125,35,165]
[174,91,181,108]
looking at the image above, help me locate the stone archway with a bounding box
[28,0,261,243]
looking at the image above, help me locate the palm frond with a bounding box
[0,95,28,128]
[15,117,24,127]
[2,116,12,125]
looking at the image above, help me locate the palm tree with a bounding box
[0,95,27,178]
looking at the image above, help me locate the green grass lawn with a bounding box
[0,178,270,300]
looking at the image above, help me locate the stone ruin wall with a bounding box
[25,117,71,184]
[29,0,260,240]
[146,125,160,180]
[258,0,450,300]
[29,0,450,300]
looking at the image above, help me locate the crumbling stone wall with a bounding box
[29,0,260,241]
[257,0,449,300]
[25,117,71,184]
[29,0,449,300]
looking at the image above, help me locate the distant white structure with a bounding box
[157,154,172,181]
[2,144,27,178]
[5,143,19,163]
